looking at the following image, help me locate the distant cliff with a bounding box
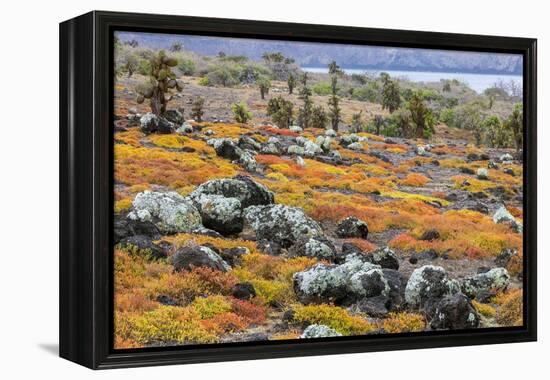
[117,32,523,75]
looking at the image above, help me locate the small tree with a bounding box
[267,96,294,128]
[408,92,435,139]
[124,54,138,77]
[442,82,452,92]
[232,102,252,124]
[311,105,328,129]
[483,116,510,148]
[297,73,313,129]
[328,76,341,131]
[170,42,183,52]
[328,60,343,76]
[287,74,296,95]
[504,103,523,152]
[381,74,401,113]
[135,50,183,115]
[190,97,205,122]
[350,111,363,132]
[373,115,384,135]
[257,76,271,100]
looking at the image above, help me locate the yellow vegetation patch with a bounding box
[292,304,376,335]
[400,173,431,187]
[382,312,425,333]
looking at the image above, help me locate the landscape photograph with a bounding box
[112,31,524,349]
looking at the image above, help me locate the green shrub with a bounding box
[232,102,252,124]
[312,82,332,96]
[178,59,196,76]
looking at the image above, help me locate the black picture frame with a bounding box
[59,10,537,370]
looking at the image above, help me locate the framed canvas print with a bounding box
[59,11,537,369]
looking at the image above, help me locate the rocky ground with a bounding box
[113,78,524,349]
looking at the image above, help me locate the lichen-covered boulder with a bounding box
[363,246,399,270]
[207,138,258,172]
[499,153,514,162]
[347,142,363,151]
[244,204,323,248]
[405,265,460,309]
[461,267,510,299]
[293,254,394,304]
[128,191,202,234]
[340,134,360,147]
[190,193,243,234]
[493,205,523,233]
[188,176,274,235]
[325,129,337,137]
[303,140,323,157]
[163,109,184,125]
[429,293,480,330]
[336,217,369,239]
[172,245,230,272]
[289,125,303,133]
[289,235,339,261]
[176,122,193,134]
[287,145,305,155]
[190,175,274,208]
[140,112,174,134]
[315,135,332,152]
[300,324,342,338]
[477,168,489,180]
[416,146,427,156]
[238,136,262,151]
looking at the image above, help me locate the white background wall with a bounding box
[0,0,546,378]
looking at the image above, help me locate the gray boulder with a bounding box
[405,265,460,309]
[303,140,323,157]
[190,194,243,234]
[140,113,174,134]
[287,145,305,155]
[190,175,274,208]
[429,293,480,330]
[208,138,258,172]
[300,324,342,338]
[163,109,185,125]
[477,168,489,180]
[244,204,323,248]
[289,235,339,261]
[347,142,363,151]
[292,254,403,305]
[336,217,369,239]
[172,245,230,272]
[363,246,400,270]
[493,205,523,233]
[461,267,510,299]
[128,191,202,234]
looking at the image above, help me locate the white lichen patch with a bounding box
[130,191,202,233]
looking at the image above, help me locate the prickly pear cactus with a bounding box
[135,50,184,116]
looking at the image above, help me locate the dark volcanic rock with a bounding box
[172,245,230,272]
[363,247,399,270]
[163,109,184,125]
[220,246,250,266]
[341,241,362,255]
[460,167,475,175]
[336,217,369,239]
[140,113,174,134]
[419,229,441,241]
[231,282,256,300]
[354,295,390,318]
[118,235,167,260]
[256,239,283,256]
[114,215,161,243]
[157,294,178,306]
[495,248,518,268]
[429,293,480,330]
